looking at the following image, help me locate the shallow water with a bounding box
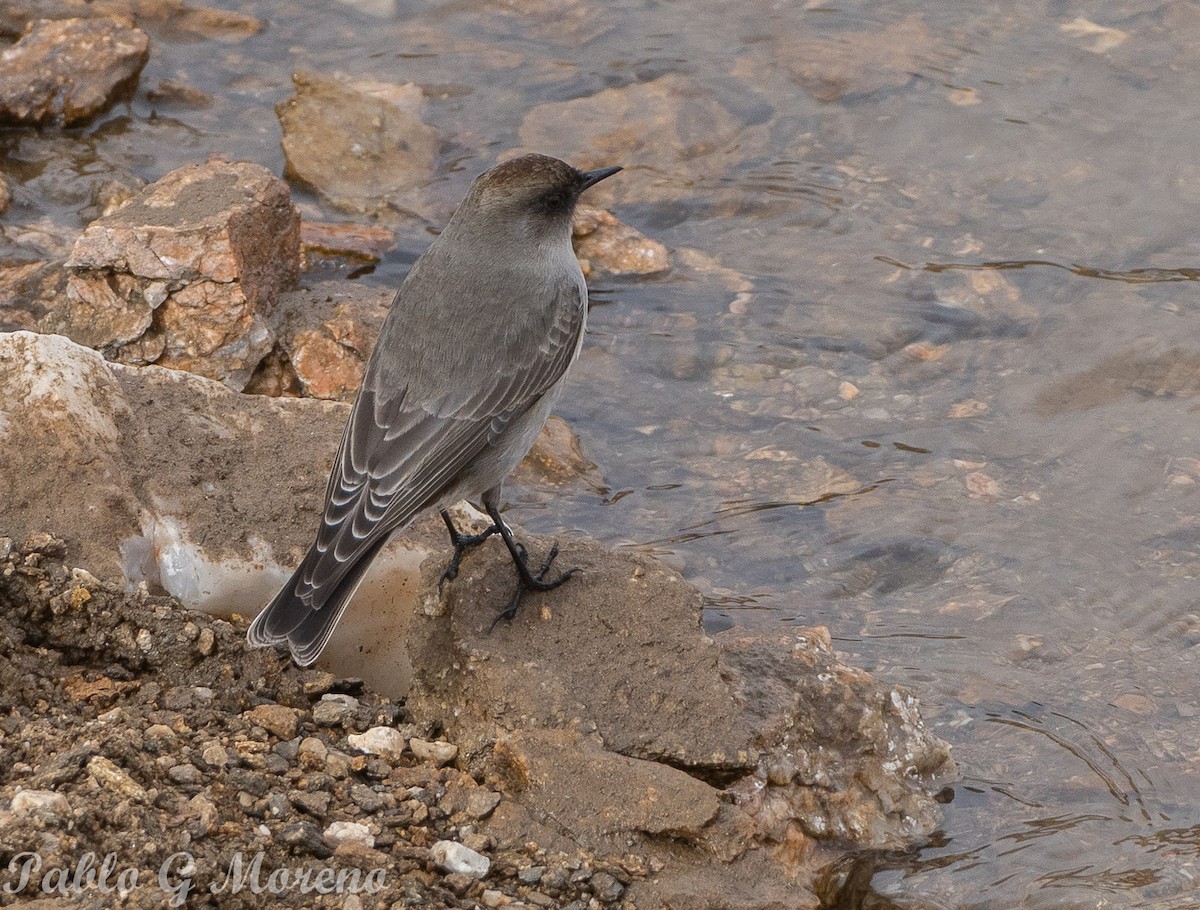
[7,0,1200,906]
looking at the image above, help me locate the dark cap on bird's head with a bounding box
[464,153,622,224]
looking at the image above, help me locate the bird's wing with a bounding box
[296,282,585,605]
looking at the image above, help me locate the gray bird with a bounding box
[248,154,621,666]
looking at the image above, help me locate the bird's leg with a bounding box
[439,509,499,587]
[483,500,577,628]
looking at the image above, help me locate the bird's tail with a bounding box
[247,537,389,667]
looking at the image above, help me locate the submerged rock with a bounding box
[44,160,300,389]
[572,204,670,277]
[277,71,439,223]
[0,17,150,126]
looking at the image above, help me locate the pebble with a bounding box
[590,871,625,902]
[482,889,508,907]
[409,737,458,766]
[314,694,359,726]
[10,789,71,824]
[87,756,146,801]
[324,820,375,848]
[196,627,215,656]
[518,866,546,884]
[347,726,405,761]
[167,763,201,785]
[244,704,300,740]
[430,840,490,878]
[201,742,229,768]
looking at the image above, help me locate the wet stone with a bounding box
[0,17,150,127]
[572,204,669,277]
[277,70,439,223]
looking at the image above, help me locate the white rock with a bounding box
[324,820,374,848]
[430,840,490,878]
[409,737,458,767]
[346,726,406,761]
[10,790,71,823]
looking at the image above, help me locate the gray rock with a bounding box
[429,840,490,878]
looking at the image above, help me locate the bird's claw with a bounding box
[488,540,577,630]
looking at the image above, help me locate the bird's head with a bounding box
[453,154,621,246]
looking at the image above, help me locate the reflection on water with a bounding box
[8,0,1200,905]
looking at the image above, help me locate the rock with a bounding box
[0,17,149,126]
[0,330,346,586]
[572,204,669,277]
[10,789,72,825]
[409,737,458,767]
[266,281,393,401]
[324,820,374,848]
[347,726,406,761]
[0,1,262,44]
[0,174,10,214]
[312,693,359,726]
[519,74,759,206]
[277,71,438,223]
[300,220,396,264]
[491,729,723,850]
[408,538,757,775]
[430,840,491,879]
[87,756,146,801]
[244,704,300,740]
[45,160,300,390]
[720,628,956,850]
[775,14,941,102]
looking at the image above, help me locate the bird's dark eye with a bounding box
[540,190,570,215]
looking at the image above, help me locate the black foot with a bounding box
[488,539,578,631]
[439,510,499,588]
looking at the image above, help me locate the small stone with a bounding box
[347,727,406,761]
[168,763,201,785]
[87,756,146,801]
[313,694,358,726]
[481,889,508,908]
[590,872,625,902]
[518,866,546,884]
[298,737,329,769]
[10,790,71,824]
[430,840,490,879]
[409,737,458,767]
[278,821,334,858]
[838,381,861,401]
[245,704,301,740]
[465,789,501,820]
[350,784,387,813]
[201,742,229,768]
[324,820,374,848]
[197,627,215,656]
[290,790,332,818]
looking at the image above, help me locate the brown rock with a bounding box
[0,18,149,127]
[244,704,301,740]
[0,1,261,43]
[47,160,300,389]
[519,74,758,205]
[572,204,669,277]
[779,14,941,102]
[0,330,344,586]
[408,538,757,775]
[277,71,439,223]
[270,281,393,401]
[491,729,722,848]
[0,174,10,215]
[300,220,396,264]
[720,628,956,850]
[510,416,604,491]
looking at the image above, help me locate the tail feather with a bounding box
[247,536,389,667]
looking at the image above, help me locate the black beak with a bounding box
[579,166,622,190]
